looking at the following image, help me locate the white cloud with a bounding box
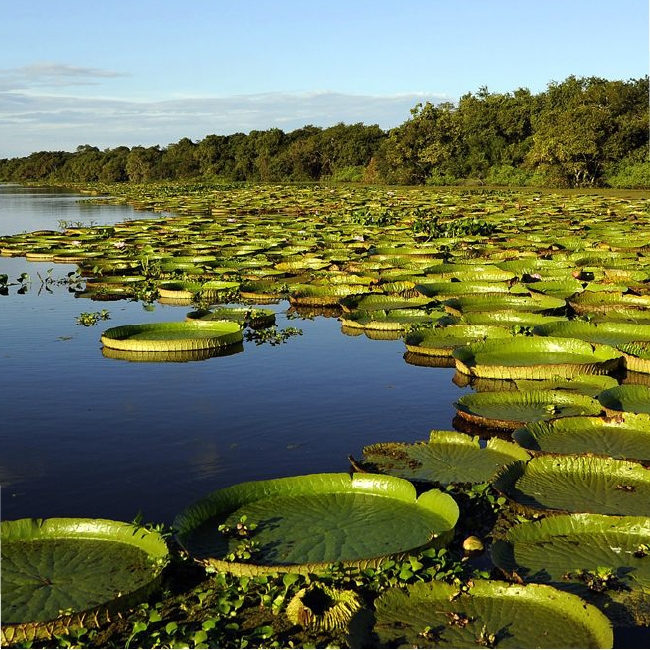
[0,62,128,92]
[0,90,452,157]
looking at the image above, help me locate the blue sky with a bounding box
[1,0,647,158]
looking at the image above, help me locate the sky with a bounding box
[1,0,648,158]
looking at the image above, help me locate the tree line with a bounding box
[1,75,648,189]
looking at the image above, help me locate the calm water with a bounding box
[0,184,468,525]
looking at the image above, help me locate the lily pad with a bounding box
[514,373,619,397]
[404,324,514,357]
[361,430,530,486]
[598,384,650,415]
[459,310,568,328]
[372,579,613,648]
[513,413,650,462]
[493,456,650,516]
[617,341,650,373]
[453,336,622,379]
[185,306,276,329]
[1,518,169,645]
[533,320,650,347]
[340,308,446,332]
[443,293,566,318]
[173,473,459,576]
[491,513,650,626]
[454,390,603,430]
[100,321,243,352]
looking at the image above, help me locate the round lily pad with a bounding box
[454,389,603,430]
[513,413,650,463]
[100,321,243,352]
[533,320,650,347]
[514,373,619,397]
[173,473,459,576]
[491,513,650,626]
[1,518,169,645]
[493,456,650,516]
[372,579,613,648]
[453,336,622,379]
[340,308,446,332]
[361,430,530,486]
[404,324,514,357]
[443,293,566,318]
[598,384,650,415]
[185,306,276,329]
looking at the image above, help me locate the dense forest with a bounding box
[1,75,648,189]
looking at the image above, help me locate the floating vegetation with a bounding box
[491,513,650,626]
[173,473,459,576]
[100,321,243,353]
[1,518,169,645]
[453,389,603,430]
[493,456,650,516]
[513,413,650,463]
[372,579,613,648]
[453,336,623,379]
[360,430,530,486]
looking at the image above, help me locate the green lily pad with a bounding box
[339,293,433,313]
[405,324,514,357]
[443,293,566,318]
[372,579,613,648]
[598,384,650,415]
[100,321,243,352]
[459,311,568,327]
[185,306,276,329]
[514,374,619,397]
[569,291,650,315]
[454,390,603,430]
[525,278,585,299]
[533,320,650,347]
[173,473,459,576]
[340,308,446,332]
[415,280,513,298]
[491,513,650,626]
[493,456,650,516]
[361,430,530,486]
[513,413,650,463]
[617,341,650,373]
[453,336,622,379]
[1,518,169,645]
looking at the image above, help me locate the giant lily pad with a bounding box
[453,336,622,379]
[617,340,650,373]
[513,413,650,463]
[454,390,603,430]
[340,308,446,332]
[185,306,276,329]
[100,321,243,352]
[533,320,650,347]
[173,473,459,576]
[360,430,530,486]
[598,384,650,415]
[404,324,514,357]
[491,513,650,626]
[514,373,618,397]
[493,456,650,516]
[1,518,169,645]
[443,293,566,318]
[372,579,613,648]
